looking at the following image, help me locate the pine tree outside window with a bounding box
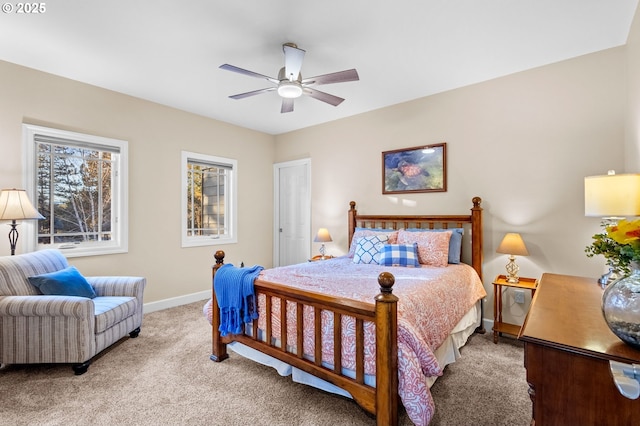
[23,124,128,257]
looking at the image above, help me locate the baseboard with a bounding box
[143,290,210,314]
[483,318,493,333]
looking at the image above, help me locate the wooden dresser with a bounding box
[519,273,640,426]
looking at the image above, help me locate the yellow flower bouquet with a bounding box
[585,219,640,276]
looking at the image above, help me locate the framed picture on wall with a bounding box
[382,143,447,194]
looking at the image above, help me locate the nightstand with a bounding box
[309,255,334,262]
[492,274,538,343]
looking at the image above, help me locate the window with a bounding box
[23,124,128,257]
[181,151,237,247]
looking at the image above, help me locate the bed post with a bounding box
[470,196,483,282]
[374,272,399,426]
[210,250,229,362]
[470,197,485,334]
[348,201,357,246]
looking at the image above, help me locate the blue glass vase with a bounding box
[602,267,640,349]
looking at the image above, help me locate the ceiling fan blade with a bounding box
[219,64,278,84]
[281,98,294,113]
[304,88,344,106]
[283,44,305,81]
[302,69,359,86]
[229,87,276,100]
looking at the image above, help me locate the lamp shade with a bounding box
[496,233,529,256]
[0,189,44,221]
[313,228,332,243]
[584,172,640,217]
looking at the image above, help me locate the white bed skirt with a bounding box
[227,301,482,398]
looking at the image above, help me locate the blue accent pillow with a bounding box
[28,266,97,299]
[349,227,398,258]
[353,235,389,264]
[406,228,464,264]
[378,243,420,267]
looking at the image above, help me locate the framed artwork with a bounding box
[382,142,447,194]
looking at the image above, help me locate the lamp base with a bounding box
[319,244,326,260]
[505,274,520,284]
[505,256,520,283]
[7,220,18,256]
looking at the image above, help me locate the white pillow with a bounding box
[352,235,389,264]
[348,228,398,257]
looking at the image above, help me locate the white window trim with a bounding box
[181,150,237,248]
[22,124,129,257]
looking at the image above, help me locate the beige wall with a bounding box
[627,4,640,172]
[0,60,275,304]
[275,47,627,325]
[0,23,636,325]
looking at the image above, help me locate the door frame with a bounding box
[273,158,311,267]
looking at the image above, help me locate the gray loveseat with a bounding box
[0,249,145,374]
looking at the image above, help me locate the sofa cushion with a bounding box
[0,249,69,296]
[93,296,138,334]
[28,266,97,299]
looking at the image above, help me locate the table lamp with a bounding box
[313,228,332,259]
[496,233,529,283]
[0,188,44,255]
[585,170,640,284]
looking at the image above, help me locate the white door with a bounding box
[274,159,311,266]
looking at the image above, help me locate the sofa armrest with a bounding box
[0,295,93,319]
[86,276,146,301]
[0,295,95,364]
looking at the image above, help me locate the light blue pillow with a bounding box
[405,228,464,264]
[28,266,97,298]
[378,243,420,267]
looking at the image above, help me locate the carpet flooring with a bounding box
[0,301,531,425]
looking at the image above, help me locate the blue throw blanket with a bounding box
[214,263,264,337]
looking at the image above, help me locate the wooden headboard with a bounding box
[348,197,483,281]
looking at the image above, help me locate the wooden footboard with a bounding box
[210,250,399,426]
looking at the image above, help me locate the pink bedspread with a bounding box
[206,257,486,425]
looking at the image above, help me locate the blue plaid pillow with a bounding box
[378,243,420,267]
[353,235,389,264]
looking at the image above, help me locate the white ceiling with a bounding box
[0,1,637,135]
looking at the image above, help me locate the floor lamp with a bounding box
[0,189,44,255]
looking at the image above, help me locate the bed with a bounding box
[205,197,486,426]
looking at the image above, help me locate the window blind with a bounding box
[34,134,121,154]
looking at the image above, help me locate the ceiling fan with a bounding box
[220,43,359,113]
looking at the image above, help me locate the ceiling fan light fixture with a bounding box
[221,43,359,112]
[278,81,303,99]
